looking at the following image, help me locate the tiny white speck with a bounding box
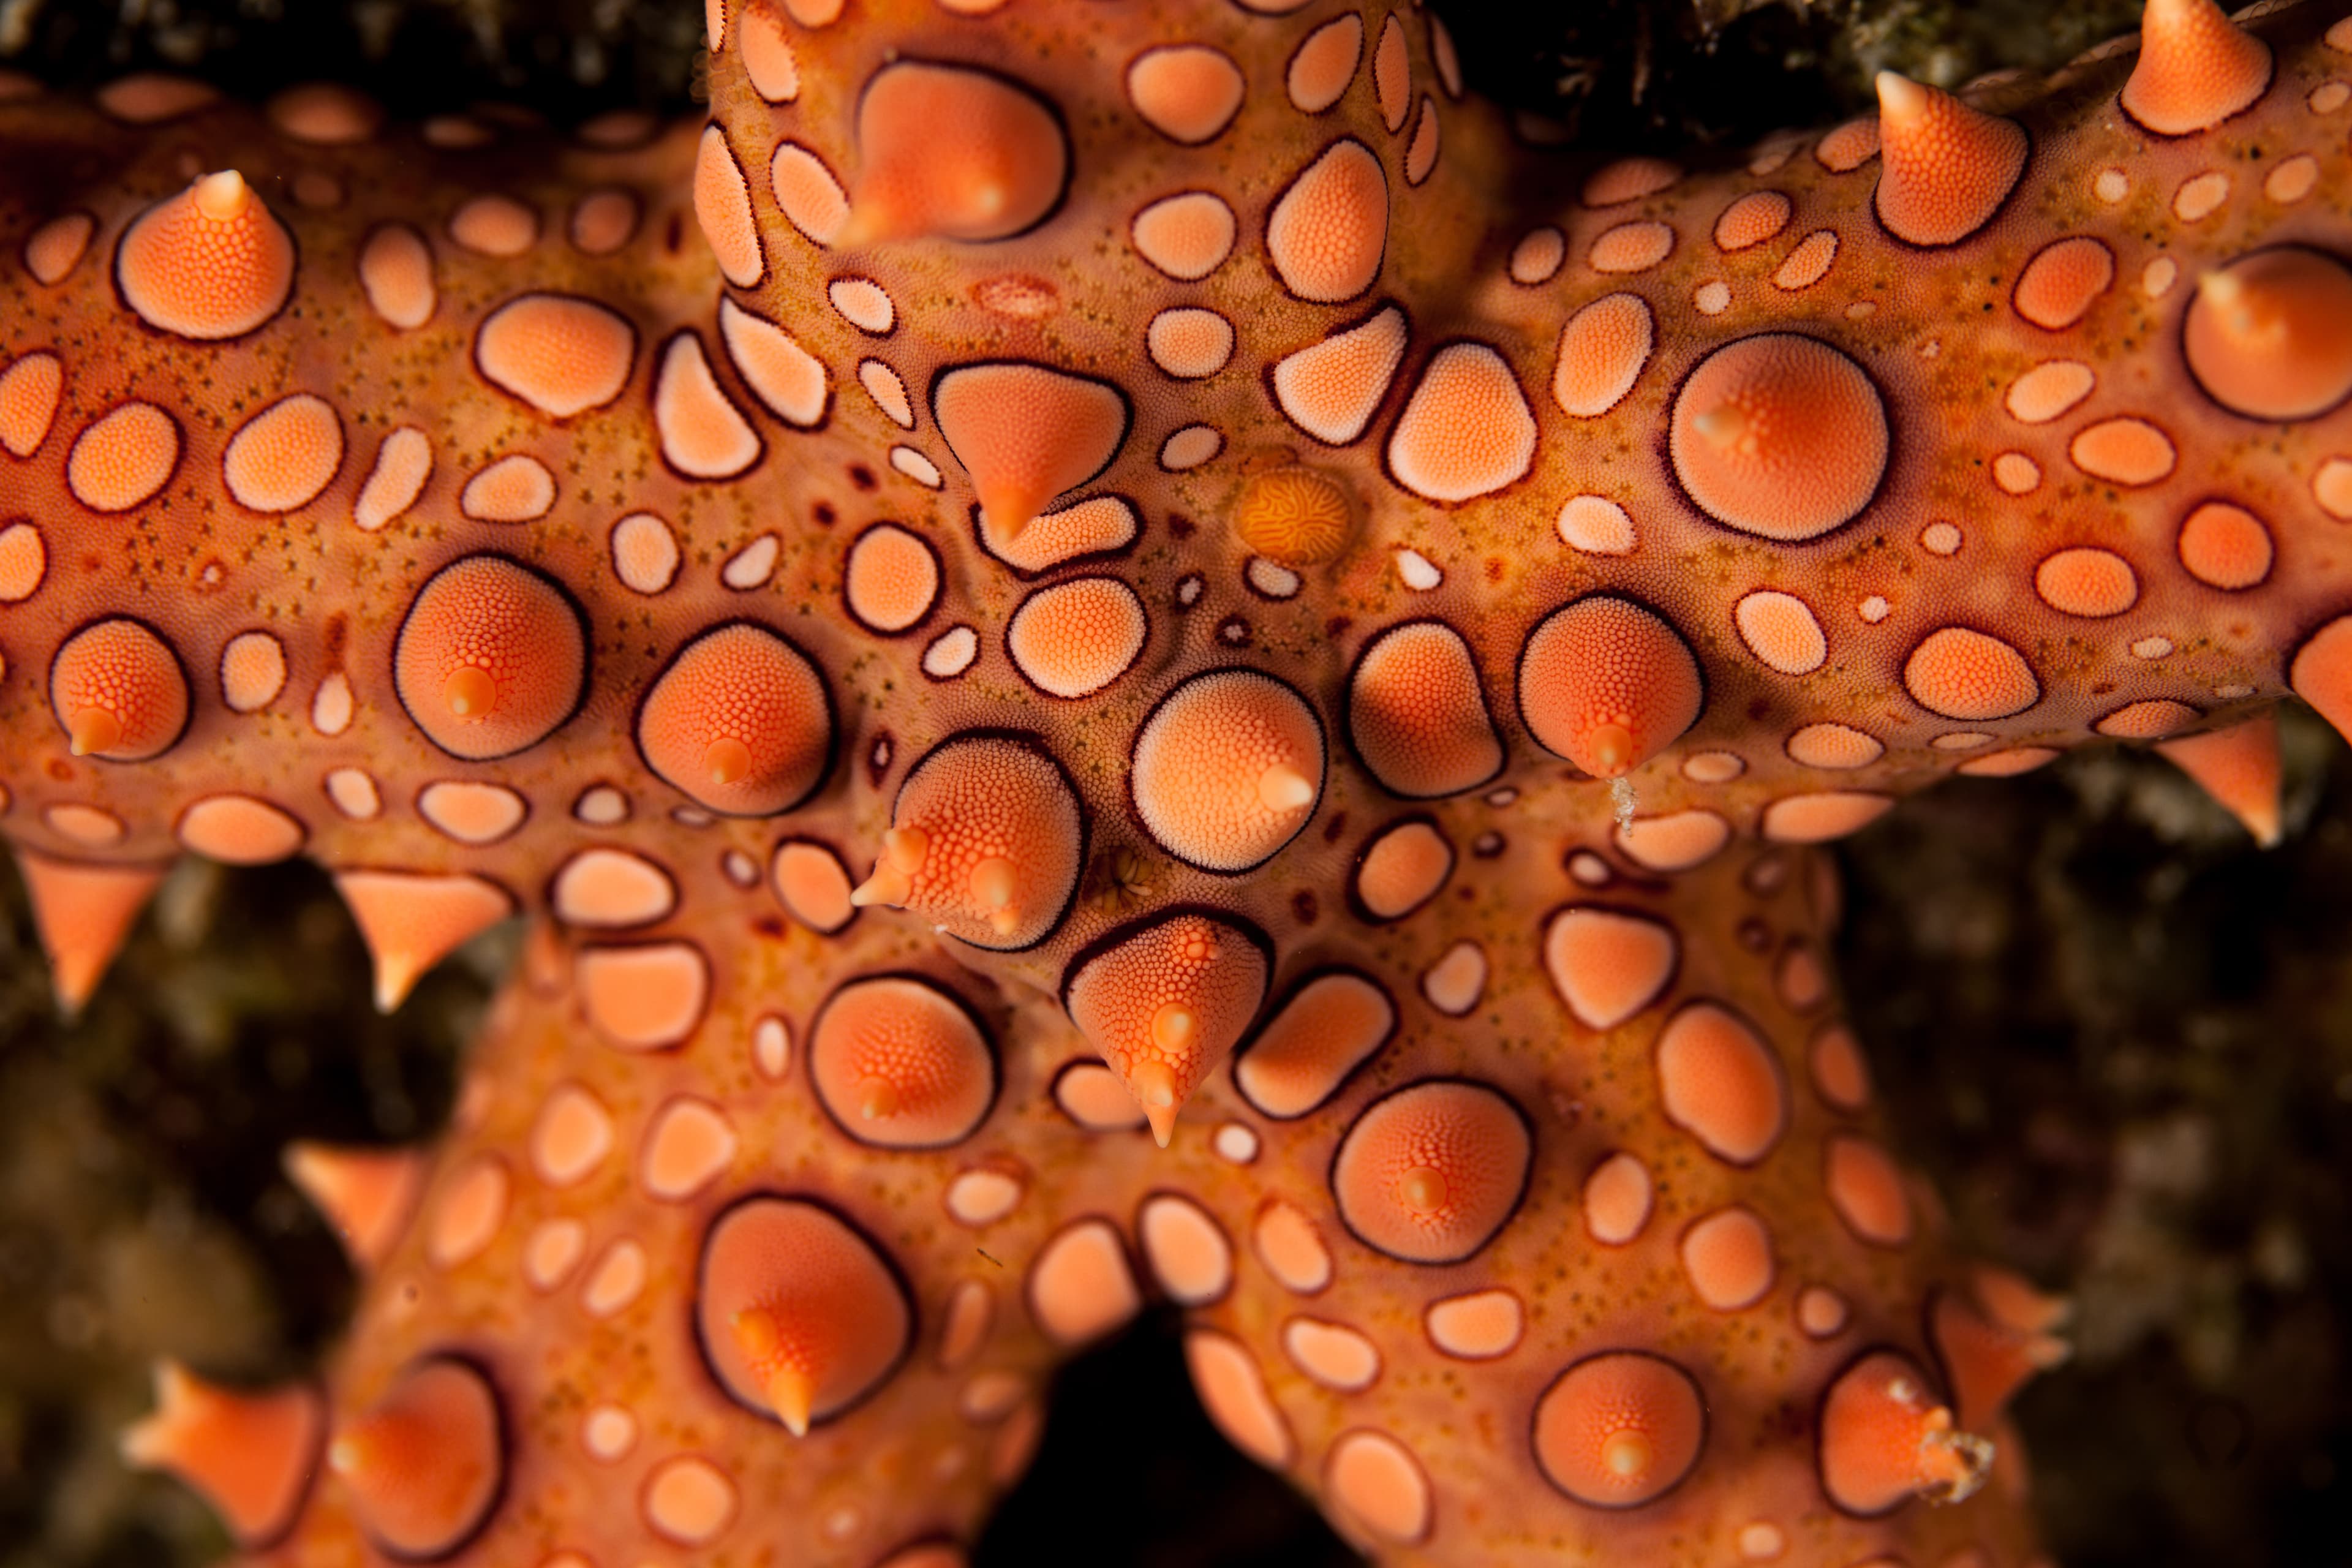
[1177,574,1204,607]
[1858,595,1890,623]
[1396,548,1442,590]
[2131,635,2174,659]
[2094,167,2129,203]
[2214,683,2254,699]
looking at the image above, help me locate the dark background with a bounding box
[6,1,2348,1564]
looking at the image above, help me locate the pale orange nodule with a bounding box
[1670,333,1888,540]
[50,618,189,762]
[1532,1351,1706,1507]
[395,556,584,761]
[2184,248,2352,421]
[1517,596,1702,778]
[842,62,1067,245]
[696,1198,911,1433]
[117,168,296,339]
[1332,1080,1529,1263]
[2122,0,2272,136]
[1131,669,1324,872]
[863,735,1082,949]
[1872,72,2027,246]
[441,665,495,719]
[809,975,994,1148]
[330,1359,503,1559]
[638,622,832,815]
[1065,911,1268,1146]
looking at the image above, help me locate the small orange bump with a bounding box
[1266,138,1389,303]
[693,124,764,285]
[840,62,1067,244]
[121,1362,322,1546]
[1544,905,1677,1030]
[222,393,343,513]
[1670,333,1888,540]
[637,622,834,815]
[2157,713,2283,846]
[2122,0,2272,135]
[1330,1079,1531,1263]
[394,556,585,760]
[809,976,995,1147]
[2177,500,2272,589]
[474,292,637,418]
[1654,1001,1789,1164]
[2184,248,2352,421]
[50,617,190,761]
[328,1359,504,1558]
[282,1142,424,1268]
[1871,72,2027,246]
[1532,1351,1706,1507]
[1817,1351,1992,1515]
[1233,970,1396,1119]
[1064,911,1269,1146]
[1347,620,1503,799]
[1386,342,1539,503]
[0,350,62,458]
[66,402,180,513]
[697,1197,912,1432]
[1517,595,1702,778]
[1904,626,2040,721]
[1131,669,1324,872]
[116,168,296,339]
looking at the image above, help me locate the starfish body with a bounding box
[4,0,2350,1561]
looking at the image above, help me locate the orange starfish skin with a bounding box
[6,0,2351,1560]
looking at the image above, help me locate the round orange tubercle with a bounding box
[1668,333,1889,541]
[2184,247,2352,422]
[1517,595,1703,778]
[326,1358,505,1559]
[1329,1079,1532,1263]
[1817,1349,1994,1516]
[840,61,1068,246]
[115,167,296,339]
[1532,1350,1708,1509]
[695,1197,912,1435]
[1063,910,1269,1147]
[636,621,835,815]
[393,555,587,761]
[850,734,1084,949]
[1130,668,1325,873]
[49,618,190,761]
[808,974,997,1148]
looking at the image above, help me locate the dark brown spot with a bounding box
[1325,615,1353,638]
[813,501,839,527]
[1291,889,1319,924]
[1322,812,1348,844]
[848,464,877,492]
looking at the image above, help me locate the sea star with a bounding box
[3,0,2349,1561]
